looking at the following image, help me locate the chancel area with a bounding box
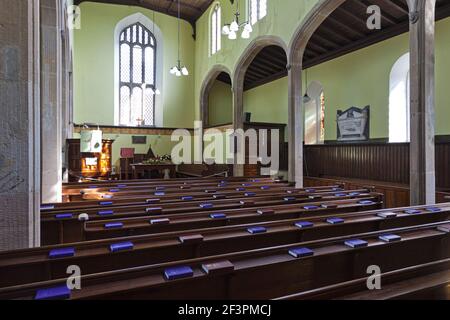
[0,0,450,300]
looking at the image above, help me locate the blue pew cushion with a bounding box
[245,192,256,197]
[349,192,361,196]
[332,187,343,191]
[284,197,296,202]
[305,189,316,193]
[164,266,194,280]
[88,185,98,189]
[146,198,161,204]
[202,260,235,275]
[295,221,314,229]
[257,209,275,215]
[308,195,322,200]
[213,194,226,199]
[97,210,114,216]
[359,200,375,205]
[345,239,369,248]
[210,213,227,219]
[205,190,217,194]
[35,285,71,300]
[102,195,113,199]
[327,217,344,225]
[379,234,402,243]
[146,207,163,215]
[150,218,170,225]
[110,241,134,252]
[242,183,252,187]
[155,186,166,191]
[286,190,298,194]
[425,207,442,213]
[199,203,214,209]
[154,192,165,196]
[236,187,246,192]
[247,226,267,234]
[303,205,319,210]
[321,204,338,209]
[334,193,347,197]
[109,188,120,193]
[117,184,127,188]
[260,186,270,190]
[104,222,123,229]
[40,205,55,210]
[49,247,75,259]
[182,196,194,201]
[405,209,422,215]
[55,213,73,219]
[289,247,314,258]
[179,234,204,244]
[377,212,397,219]
[99,201,113,206]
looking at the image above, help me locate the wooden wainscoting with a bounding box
[304,176,450,208]
[304,141,450,189]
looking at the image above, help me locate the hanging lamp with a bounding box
[222,0,253,40]
[170,0,189,77]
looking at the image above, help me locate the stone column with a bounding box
[232,84,244,177]
[407,0,436,205]
[40,0,62,203]
[0,0,41,250]
[287,63,303,187]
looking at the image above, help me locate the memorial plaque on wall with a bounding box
[132,136,147,144]
[336,106,370,141]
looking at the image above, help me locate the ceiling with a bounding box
[303,0,450,69]
[240,0,450,91]
[74,0,214,26]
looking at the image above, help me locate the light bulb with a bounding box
[181,66,189,76]
[170,67,177,74]
[244,23,253,33]
[175,70,181,77]
[228,31,237,40]
[155,89,161,95]
[230,20,239,32]
[241,30,250,39]
[222,25,230,35]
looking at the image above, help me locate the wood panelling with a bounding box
[304,176,450,208]
[304,142,450,189]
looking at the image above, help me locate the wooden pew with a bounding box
[1,205,449,288]
[1,222,448,299]
[275,258,450,300]
[47,183,319,210]
[46,193,383,244]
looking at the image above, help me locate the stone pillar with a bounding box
[232,84,244,177]
[407,0,436,205]
[41,0,62,203]
[287,63,303,187]
[0,0,41,250]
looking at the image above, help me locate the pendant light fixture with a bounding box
[170,0,189,77]
[222,0,253,40]
[303,69,311,104]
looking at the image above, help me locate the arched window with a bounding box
[249,0,267,25]
[389,52,410,143]
[304,81,325,145]
[211,4,221,55]
[119,23,156,127]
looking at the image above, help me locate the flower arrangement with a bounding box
[142,154,172,165]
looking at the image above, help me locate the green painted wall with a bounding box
[208,80,232,126]
[236,17,450,141]
[73,2,197,166]
[194,0,319,120]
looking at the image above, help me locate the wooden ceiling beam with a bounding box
[326,15,366,38]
